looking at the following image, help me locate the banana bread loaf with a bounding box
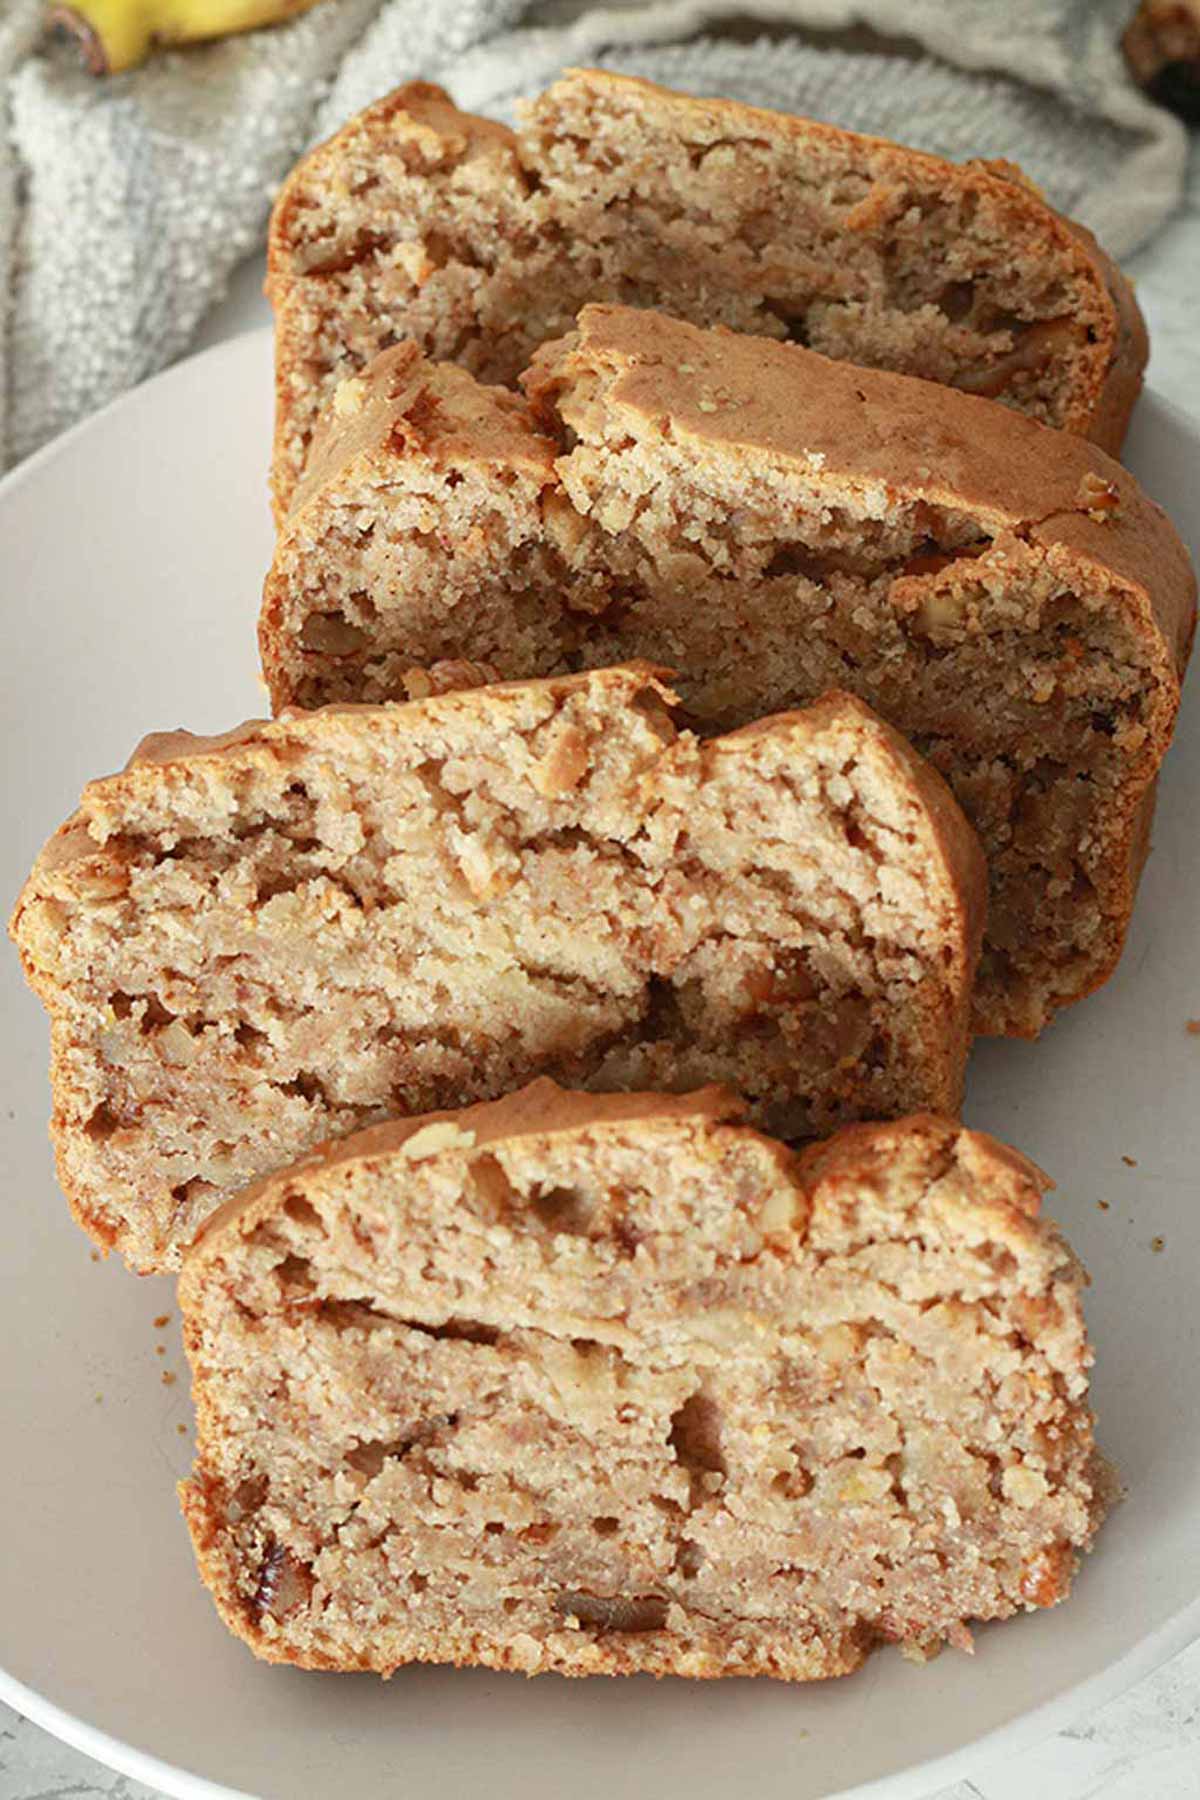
[10,667,982,1273]
[267,68,1146,516]
[261,307,1194,1037]
[179,1081,1105,1679]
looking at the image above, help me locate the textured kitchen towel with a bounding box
[0,0,1187,468]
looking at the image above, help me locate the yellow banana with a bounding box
[48,0,328,74]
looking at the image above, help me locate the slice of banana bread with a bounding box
[10,668,982,1274]
[178,1081,1105,1679]
[266,68,1146,516]
[261,307,1195,1038]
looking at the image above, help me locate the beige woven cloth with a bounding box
[0,0,1186,468]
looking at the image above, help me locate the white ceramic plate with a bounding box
[1,329,1197,1800]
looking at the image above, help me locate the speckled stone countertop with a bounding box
[3,129,1198,1800]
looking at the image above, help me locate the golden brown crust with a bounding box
[186,1089,1049,1300]
[186,1078,752,1267]
[267,69,1148,515]
[531,305,1190,679]
[791,1112,1052,1221]
[94,664,674,784]
[1064,219,1149,457]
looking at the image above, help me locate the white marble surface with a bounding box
[3,121,1198,1800]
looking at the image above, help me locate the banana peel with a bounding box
[48,0,328,74]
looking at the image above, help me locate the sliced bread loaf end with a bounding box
[11,668,981,1271]
[262,309,1193,1035]
[179,1083,1104,1678]
[267,68,1146,515]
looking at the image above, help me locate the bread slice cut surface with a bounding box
[10,667,982,1272]
[262,308,1194,1035]
[267,68,1147,514]
[179,1082,1106,1680]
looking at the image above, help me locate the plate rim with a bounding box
[1,327,1197,1800]
[0,328,269,511]
[4,1596,1200,1800]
